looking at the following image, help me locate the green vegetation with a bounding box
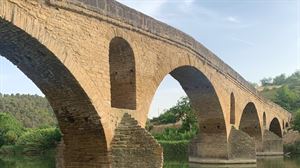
[0,94,56,128]
[148,97,198,162]
[149,97,198,141]
[284,141,300,155]
[0,113,24,147]
[0,94,61,155]
[154,128,197,141]
[0,150,56,168]
[16,128,61,154]
[0,112,61,155]
[159,141,188,161]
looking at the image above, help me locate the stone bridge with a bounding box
[0,0,291,167]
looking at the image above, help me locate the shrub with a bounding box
[284,141,300,154]
[0,113,24,146]
[153,128,197,141]
[4,131,18,144]
[16,127,61,153]
[159,140,189,161]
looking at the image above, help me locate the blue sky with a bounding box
[0,0,299,118]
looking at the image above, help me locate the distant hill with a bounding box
[0,93,56,128]
[259,71,300,113]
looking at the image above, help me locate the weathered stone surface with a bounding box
[260,130,283,155]
[228,127,256,161]
[111,113,163,168]
[0,0,291,167]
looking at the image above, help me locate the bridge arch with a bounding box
[109,37,136,110]
[149,65,228,159]
[269,118,282,138]
[239,102,262,150]
[0,18,109,167]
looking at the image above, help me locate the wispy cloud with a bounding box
[225,16,240,23]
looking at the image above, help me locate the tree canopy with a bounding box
[0,94,56,128]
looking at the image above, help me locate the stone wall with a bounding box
[189,132,228,160]
[228,127,256,160]
[262,130,283,155]
[111,113,163,168]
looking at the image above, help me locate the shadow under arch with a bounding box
[230,93,235,124]
[269,118,282,138]
[239,102,262,151]
[285,122,289,129]
[263,112,267,128]
[0,19,109,167]
[151,65,228,160]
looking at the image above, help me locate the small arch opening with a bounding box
[230,93,235,124]
[109,37,136,110]
[263,112,267,128]
[269,118,282,138]
[285,122,289,129]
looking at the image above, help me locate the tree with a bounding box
[292,110,300,131]
[0,113,24,146]
[151,97,195,126]
[0,94,56,128]
[273,74,286,85]
[274,85,299,111]
[261,77,273,86]
[150,97,199,141]
[249,82,258,88]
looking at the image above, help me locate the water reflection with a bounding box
[0,154,55,168]
[165,155,300,168]
[0,154,299,168]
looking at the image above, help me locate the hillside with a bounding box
[0,93,56,128]
[259,71,300,113]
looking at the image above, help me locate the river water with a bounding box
[0,155,299,168]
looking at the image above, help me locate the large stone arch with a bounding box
[0,18,109,168]
[269,118,282,138]
[239,102,262,151]
[148,65,228,161]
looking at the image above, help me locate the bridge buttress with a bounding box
[111,113,163,168]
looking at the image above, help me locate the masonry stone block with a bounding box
[111,113,163,168]
[228,127,256,161]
